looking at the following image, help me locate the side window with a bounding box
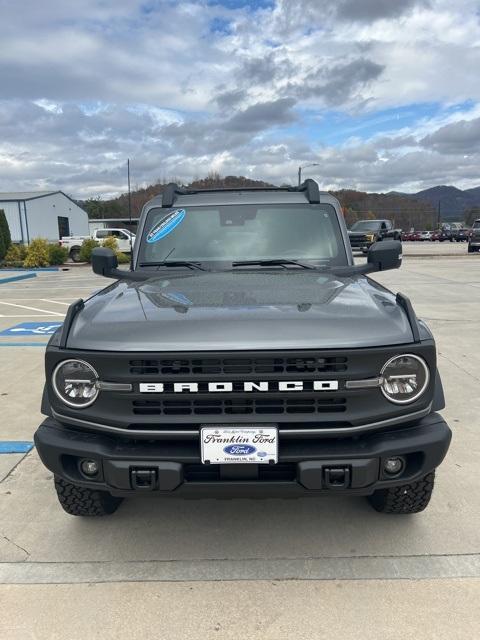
[381,222,387,230]
[96,229,108,239]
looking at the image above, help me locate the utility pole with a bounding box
[297,163,320,186]
[437,200,441,229]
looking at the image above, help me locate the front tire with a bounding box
[54,477,123,516]
[367,472,435,514]
[70,247,81,263]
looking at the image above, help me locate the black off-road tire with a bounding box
[70,247,81,263]
[367,472,435,514]
[54,477,122,516]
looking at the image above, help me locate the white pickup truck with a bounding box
[60,228,136,262]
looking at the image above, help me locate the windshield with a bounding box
[473,221,480,229]
[350,221,382,231]
[138,204,348,267]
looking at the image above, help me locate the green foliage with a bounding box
[79,238,100,263]
[83,197,125,220]
[3,243,27,267]
[102,236,119,252]
[47,244,69,265]
[24,239,50,268]
[0,209,12,260]
[116,251,130,264]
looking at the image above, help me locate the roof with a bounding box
[0,190,58,202]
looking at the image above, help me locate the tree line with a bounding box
[78,173,472,230]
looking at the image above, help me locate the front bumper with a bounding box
[34,413,451,498]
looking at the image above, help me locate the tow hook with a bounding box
[130,468,158,491]
[324,466,351,490]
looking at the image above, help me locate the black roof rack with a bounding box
[161,179,321,208]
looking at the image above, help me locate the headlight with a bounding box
[380,354,429,404]
[52,359,99,408]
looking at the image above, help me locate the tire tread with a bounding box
[367,472,435,514]
[54,477,122,516]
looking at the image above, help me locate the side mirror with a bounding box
[367,240,402,272]
[92,247,118,277]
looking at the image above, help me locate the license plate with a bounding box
[200,426,278,464]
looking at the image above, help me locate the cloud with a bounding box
[225,97,297,132]
[287,58,385,106]
[420,117,480,154]
[0,0,479,197]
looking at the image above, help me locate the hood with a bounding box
[67,270,413,351]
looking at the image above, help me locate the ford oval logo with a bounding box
[223,444,256,456]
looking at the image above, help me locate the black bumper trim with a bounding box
[34,413,451,498]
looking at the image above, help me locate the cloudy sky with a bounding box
[1,0,479,198]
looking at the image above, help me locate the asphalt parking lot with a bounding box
[1,250,479,639]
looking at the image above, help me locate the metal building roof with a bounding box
[0,190,58,201]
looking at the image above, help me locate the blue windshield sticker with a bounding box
[161,291,193,306]
[147,209,186,243]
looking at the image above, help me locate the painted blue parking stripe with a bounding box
[0,441,34,454]
[0,342,49,347]
[0,273,37,284]
[0,267,59,272]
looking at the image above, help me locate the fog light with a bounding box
[384,457,404,476]
[80,459,99,476]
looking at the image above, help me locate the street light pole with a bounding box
[298,163,320,186]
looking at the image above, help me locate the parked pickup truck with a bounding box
[348,219,401,253]
[468,219,480,253]
[60,228,136,262]
[34,180,451,517]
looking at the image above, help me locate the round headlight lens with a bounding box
[52,359,99,408]
[380,354,429,404]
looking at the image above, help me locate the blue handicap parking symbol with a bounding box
[0,322,63,337]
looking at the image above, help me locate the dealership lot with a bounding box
[0,253,479,638]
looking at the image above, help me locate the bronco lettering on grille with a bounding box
[138,381,339,393]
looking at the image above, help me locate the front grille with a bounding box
[132,397,346,416]
[129,356,347,376]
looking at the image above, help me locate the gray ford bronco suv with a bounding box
[34,180,451,516]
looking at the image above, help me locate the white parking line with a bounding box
[0,301,64,316]
[0,314,66,317]
[40,299,72,306]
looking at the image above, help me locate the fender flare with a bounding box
[432,368,445,411]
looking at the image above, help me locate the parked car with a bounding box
[468,219,480,253]
[348,219,401,253]
[60,228,136,262]
[419,231,432,241]
[452,228,469,242]
[437,229,454,242]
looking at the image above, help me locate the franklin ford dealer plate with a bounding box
[200,426,278,464]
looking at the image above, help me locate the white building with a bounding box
[0,191,89,244]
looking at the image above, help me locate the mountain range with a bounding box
[395,185,480,220]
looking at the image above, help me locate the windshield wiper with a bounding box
[139,261,207,271]
[231,258,323,270]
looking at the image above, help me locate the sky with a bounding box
[0,0,480,198]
